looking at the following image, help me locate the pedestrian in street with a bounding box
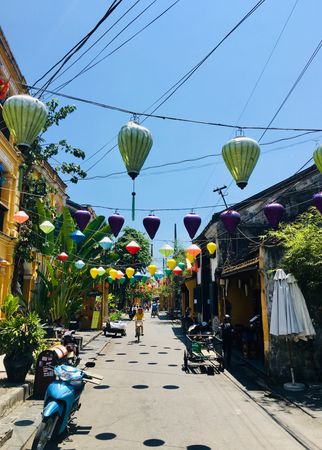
[221,314,233,369]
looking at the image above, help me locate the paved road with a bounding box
[33,315,306,450]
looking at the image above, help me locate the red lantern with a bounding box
[192,261,198,273]
[173,266,183,276]
[0,79,10,101]
[58,252,68,262]
[126,240,141,255]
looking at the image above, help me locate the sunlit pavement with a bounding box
[31,314,309,450]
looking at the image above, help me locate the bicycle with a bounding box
[135,320,143,343]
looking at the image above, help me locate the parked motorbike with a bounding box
[61,330,80,367]
[31,362,100,450]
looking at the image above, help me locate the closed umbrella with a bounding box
[270,269,303,336]
[270,269,305,391]
[286,274,316,342]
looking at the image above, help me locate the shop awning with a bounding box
[221,257,259,277]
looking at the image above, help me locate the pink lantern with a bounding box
[126,240,141,255]
[58,252,68,262]
[13,210,29,224]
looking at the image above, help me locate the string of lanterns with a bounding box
[2,92,322,285]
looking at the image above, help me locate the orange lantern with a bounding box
[186,244,201,259]
[13,210,29,224]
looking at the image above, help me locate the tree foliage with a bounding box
[265,208,322,289]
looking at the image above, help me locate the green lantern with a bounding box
[313,145,322,173]
[178,262,185,270]
[165,269,172,277]
[222,135,260,189]
[118,120,153,220]
[2,95,47,149]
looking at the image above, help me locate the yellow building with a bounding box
[0,28,68,312]
[0,28,26,314]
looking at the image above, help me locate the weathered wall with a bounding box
[264,246,321,382]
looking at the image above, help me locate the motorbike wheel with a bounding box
[31,414,58,450]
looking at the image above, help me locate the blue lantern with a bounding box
[75,260,85,270]
[99,236,113,251]
[154,270,163,280]
[70,230,85,244]
[134,272,142,281]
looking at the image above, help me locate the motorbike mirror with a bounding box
[85,362,95,368]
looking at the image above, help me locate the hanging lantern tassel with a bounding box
[132,179,136,221]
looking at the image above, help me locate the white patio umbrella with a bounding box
[286,274,316,342]
[270,269,305,391]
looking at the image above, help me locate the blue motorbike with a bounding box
[31,362,96,450]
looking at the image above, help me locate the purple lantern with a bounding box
[183,212,202,239]
[264,202,285,229]
[313,192,322,215]
[108,212,125,237]
[143,214,160,239]
[74,210,91,231]
[220,210,241,233]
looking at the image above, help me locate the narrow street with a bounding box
[25,315,313,450]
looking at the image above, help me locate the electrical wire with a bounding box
[235,0,300,126]
[258,39,322,142]
[46,0,142,88]
[24,84,322,134]
[33,0,124,96]
[53,0,180,93]
[143,0,266,117]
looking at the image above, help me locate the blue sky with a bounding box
[2,0,322,267]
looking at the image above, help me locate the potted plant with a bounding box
[0,294,45,382]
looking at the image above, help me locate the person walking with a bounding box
[221,314,233,369]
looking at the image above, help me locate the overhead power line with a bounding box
[62,0,267,173]
[258,39,322,142]
[46,0,142,88]
[53,0,181,93]
[144,0,267,117]
[24,84,322,134]
[33,0,124,95]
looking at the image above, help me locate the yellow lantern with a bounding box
[126,267,135,279]
[207,242,217,255]
[147,264,157,276]
[109,269,118,280]
[186,253,195,263]
[90,268,99,279]
[167,259,176,270]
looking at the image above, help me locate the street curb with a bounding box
[82,330,103,348]
[0,382,33,420]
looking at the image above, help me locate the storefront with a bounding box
[218,255,269,367]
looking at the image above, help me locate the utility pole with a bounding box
[213,185,228,208]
